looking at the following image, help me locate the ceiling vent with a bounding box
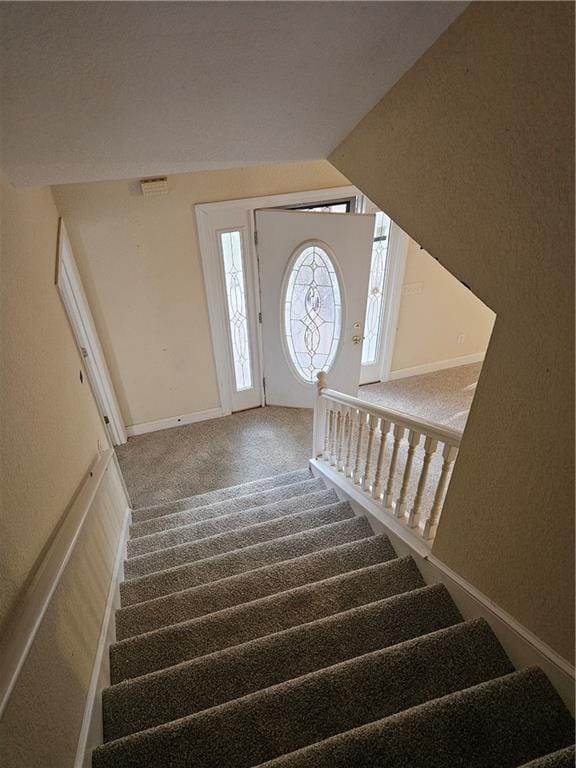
[140,177,168,196]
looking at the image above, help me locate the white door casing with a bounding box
[256,208,375,407]
[195,186,359,414]
[56,220,127,446]
[359,215,410,385]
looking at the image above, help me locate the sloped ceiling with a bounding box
[0,1,466,186]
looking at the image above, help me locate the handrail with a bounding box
[313,373,461,542]
[321,388,462,447]
[0,448,115,719]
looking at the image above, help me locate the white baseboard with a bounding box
[126,407,223,437]
[74,507,130,768]
[388,352,485,381]
[310,458,575,716]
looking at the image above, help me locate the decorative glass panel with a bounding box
[219,230,253,391]
[362,211,391,365]
[283,244,342,383]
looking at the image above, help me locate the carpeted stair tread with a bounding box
[124,501,354,579]
[120,515,374,606]
[131,469,312,522]
[255,669,575,768]
[103,584,462,741]
[116,534,397,640]
[110,556,424,683]
[517,747,576,767]
[127,487,338,557]
[93,619,514,768]
[130,477,327,538]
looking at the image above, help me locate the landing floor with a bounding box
[116,362,482,508]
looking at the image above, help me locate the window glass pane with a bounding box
[219,230,253,391]
[284,244,342,383]
[362,211,391,366]
[295,203,349,213]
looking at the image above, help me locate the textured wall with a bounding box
[52,161,349,427]
[0,462,127,768]
[391,239,495,373]
[330,2,574,661]
[0,175,108,633]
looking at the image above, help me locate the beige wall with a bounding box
[330,2,574,662]
[0,463,127,768]
[0,174,108,632]
[391,239,495,374]
[0,174,127,766]
[52,161,350,428]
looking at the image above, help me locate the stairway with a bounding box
[93,469,574,767]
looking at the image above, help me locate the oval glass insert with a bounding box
[283,244,342,383]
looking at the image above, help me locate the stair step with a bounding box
[518,747,576,767]
[103,584,461,741]
[124,501,354,580]
[93,619,514,768]
[127,487,338,557]
[130,477,326,538]
[116,533,396,640]
[255,669,575,768]
[110,556,422,683]
[120,515,374,607]
[131,469,312,522]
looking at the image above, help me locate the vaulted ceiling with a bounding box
[0,2,466,186]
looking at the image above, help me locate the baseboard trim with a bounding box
[388,352,485,381]
[126,407,223,437]
[74,506,130,768]
[310,458,575,715]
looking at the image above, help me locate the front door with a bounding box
[256,208,375,407]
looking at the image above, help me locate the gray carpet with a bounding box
[93,469,574,767]
[117,366,480,509]
[360,362,482,431]
[117,407,313,508]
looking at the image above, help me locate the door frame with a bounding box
[56,219,127,445]
[360,219,410,385]
[195,185,406,414]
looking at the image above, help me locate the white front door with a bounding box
[256,208,375,408]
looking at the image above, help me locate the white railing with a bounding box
[313,372,461,542]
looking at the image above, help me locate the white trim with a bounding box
[388,351,485,381]
[195,186,360,415]
[74,507,130,768]
[57,220,127,445]
[310,458,575,715]
[0,449,124,719]
[377,222,409,383]
[196,186,359,215]
[125,407,223,437]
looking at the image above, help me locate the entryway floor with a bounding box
[116,362,482,508]
[116,406,312,508]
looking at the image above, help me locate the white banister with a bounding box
[313,376,462,544]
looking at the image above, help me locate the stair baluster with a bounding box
[352,409,366,485]
[407,436,438,529]
[362,414,377,491]
[331,406,342,467]
[394,430,421,519]
[344,407,356,478]
[372,418,390,500]
[384,424,405,508]
[422,444,459,539]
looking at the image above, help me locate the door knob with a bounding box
[352,335,364,345]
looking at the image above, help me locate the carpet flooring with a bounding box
[360,362,482,431]
[92,469,574,767]
[117,364,481,509]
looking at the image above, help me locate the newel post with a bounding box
[313,371,328,459]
